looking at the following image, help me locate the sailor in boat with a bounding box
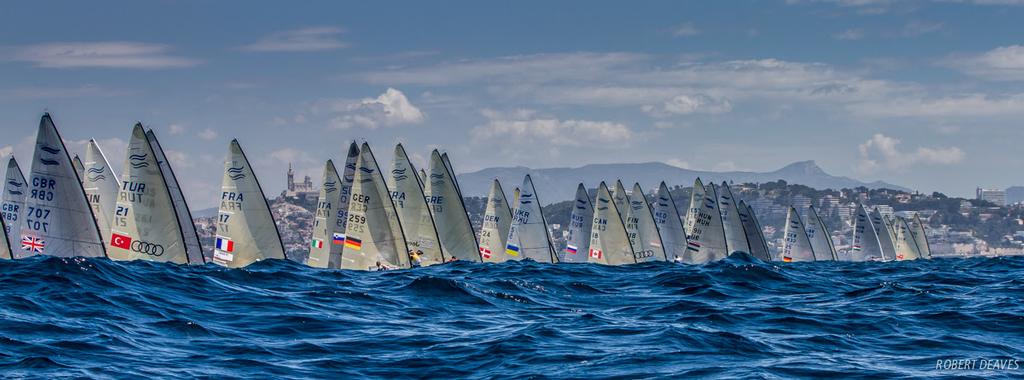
[409,250,423,268]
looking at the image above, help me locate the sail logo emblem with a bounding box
[359,167,374,174]
[345,163,357,170]
[7,180,23,195]
[40,145,61,155]
[39,158,60,166]
[131,240,164,256]
[429,173,444,179]
[227,166,246,181]
[20,235,45,253]
[129,154,150,169]
[324,180,337,193]
[392,168,408,181]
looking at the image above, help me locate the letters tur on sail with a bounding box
[19,114,106,258]
[479,179,514,263]
[147,130,205,264]
[388,144,445,266]
[506,174,556,263]
[341,143,410,270]
[107,124,191,264]
[588,181,635,265]
[560,183,593,263]
[213,139,287,267]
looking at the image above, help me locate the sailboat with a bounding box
[147,130,205,265]
[18,113,106,258]
[908,214,932,259]
[441,152,463,199]
[611,180,630,218]
[560,183,593,263]
[72,155,85,182]
[341,142,410,270]
[805,205,837,261]
[781,206,816,262]
[737,201,772,261]
[82,140,121,258]
[307,160,344,268]
[212,139,287,267]
[848,203,885,261]
[106,124,195,264]
[718,182,751,255]
[588,181,635,265]
[870,207,897,261]
[0,217,10,259]
[479,179,514,263]
[893,217,924,261]
[2,157,27,248]
[423,150,479,261]
[682,179,729,263]
[505,174,557,262]
[388,144,445,266]
[627,182,667,262]
[652,182,687,262]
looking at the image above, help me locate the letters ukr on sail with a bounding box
[213,139,287,267]
[718,182,751,255]
[147,130,204,265]
[341,143,410,270]
[559,183,593,263]
[848,204,884,261]
[506,174,556,263]
[894,217,923,261]
[423,150,479,262]
[627,183,667,262]
[737,201,772,261]
[479,179,513,263]
[805,205,837,261]
[781,206,816,262]
[682,179,728,263]
[652,182,687,262]
[82,139,120,258]
[107,124,191,264]
[388,144,444,267]
[588,181,635,265]
[2,157,28,248]
[307,160,345,268]
[19,114,106,258]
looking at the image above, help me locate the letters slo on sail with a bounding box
[19,113,106,258]
[2,157,28,248]
[682,179,729,264]
[588,181,635,265]
[718,182,751,255]
[388,144,445,267]
[559,183,593,263]
[479,179,513,263]
[341,143,410,271]
[626,183,667,262]
[848,203,885,262]
[82,139,120,255]
[309,141,361,269]
[147,130,205,265]
[213,140,287,267]
[737,201,772,262]
[423,150,479,262]
[805,205,837,261]
[107,124,191,264]
[506,174,557,263]
[652,182,687,262]
[781,206,816,262]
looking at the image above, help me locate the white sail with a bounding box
[2,157,28,250]
[560,183,593,263]
[479,179,514,263]
[506,174,556,262]
[652,182,687,262]
[0,217,10,259]
[627,183,666,262]
[212,139,286,267]
[894,217,924,261]
[909,214,932,259]
[441,152,463,199]
[334,142,360,267]
[848,203,884,261]
[611,180,630,218]
[341,143,410,271]
[738,201,772,261]
[805,205,837,261]
[81,140,120,252]
[106,124,190,263]
[682,179,729,263]
[718,182,751,255]
[146,130,204,265]
[423,150,479,262]
[870,208,897,261]
[307,160,344,268]
[781,206,816,262]
[588,181,635,265]
[72,155,85,182]
[388,144,445,266]
[18,114,106,258]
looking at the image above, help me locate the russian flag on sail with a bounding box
[215,236,234,252]
[565,244,578,255]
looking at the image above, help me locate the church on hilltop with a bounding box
[280,163,319,210]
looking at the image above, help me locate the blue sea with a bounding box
[0,255,1021,379]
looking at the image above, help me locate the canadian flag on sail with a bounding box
[589,248,602,259]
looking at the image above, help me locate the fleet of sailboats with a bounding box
[0,112,937,269]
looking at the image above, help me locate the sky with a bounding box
[2,0,1023,208]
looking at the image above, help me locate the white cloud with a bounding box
[471,112,633,147]
[950,45,1024,81]
[834,29,865,40]
[666,159,691,169]
[670,22,701,37]
[0,146,13,159]
[856,133,964,173]
[67,138,128,174]
[644,94,733,116]
[197,129,218,140]
[163,149,193,169]
[0,85,130,100]
[847,93,1024,118]
[242,27,348,52]
[356,52,646,85]
[168,124,186,135]
[269,148,316,164]
[322,88,424,129]
[7,42,199,69]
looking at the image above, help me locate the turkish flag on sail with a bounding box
[111,233,132,250]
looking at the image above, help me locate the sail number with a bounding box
[30,177,57,201]
[25,206,50,232]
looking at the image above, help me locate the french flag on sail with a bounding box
[215,236,234,252]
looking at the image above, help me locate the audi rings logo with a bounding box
[131,240,165,256]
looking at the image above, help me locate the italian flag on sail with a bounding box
[311,238,324,249]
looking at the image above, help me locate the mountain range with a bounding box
[455,160,909,202]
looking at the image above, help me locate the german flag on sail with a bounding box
[344,236,363,250]
[783,256,793,263]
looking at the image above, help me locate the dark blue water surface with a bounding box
[1,255,1022,379]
